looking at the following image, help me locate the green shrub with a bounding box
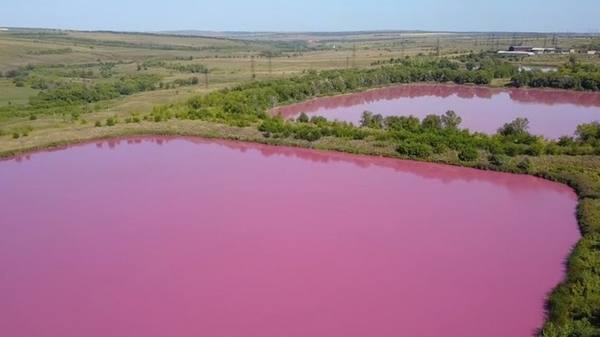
[576,122,600,144]
[541,233,600,337]
[578,199,600,235]
[259,117,286,134]
[517,157,533,172]
[488,153,509,168]
[526,142,545,156]
[458,147,479,162]
[294,125,322,141]
[105,117,117,127]
[396,142,433,158]
[296,112,309,123]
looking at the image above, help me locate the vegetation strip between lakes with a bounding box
[2,57,600,337]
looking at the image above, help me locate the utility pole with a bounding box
[401,38,406,56]
[204,69,209,89]
[352,44,357,68]
[488,33,494,51]
[268,54,272,74]
[251,55,256,80]
[346,56,350,69]
[436,38,441,57]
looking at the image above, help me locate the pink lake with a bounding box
[274,84,600,139]
[0,137,580,337]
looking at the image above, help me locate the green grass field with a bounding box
[0,28,598,143]
[0,79,39,106]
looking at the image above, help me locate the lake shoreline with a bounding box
[0,134,581,337]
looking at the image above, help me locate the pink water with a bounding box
[274,84,600,139]
[0,137,580,337]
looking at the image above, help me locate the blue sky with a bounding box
[3,0,600,33]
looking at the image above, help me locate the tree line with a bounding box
[29,74,161,106]
[511,56,600,91]
[147,63,600,161]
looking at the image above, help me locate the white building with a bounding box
[531,47,557,54]
[497,50,535,56]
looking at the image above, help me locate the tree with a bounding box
[384,115,420,132]
[498,118,530,137]
[575,122,600,143]
[441,110,462,129]
[421,114,443,130]
[360,111,383,129]
[296,112,309,123]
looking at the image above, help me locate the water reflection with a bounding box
[7,136,571,196]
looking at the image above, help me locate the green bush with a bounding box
[294,125,322,142]
[105,117,117,127]
[458,147,479,162]
[541,233,600,337]
[30,74,161,106]
[579,199,600,235]
[517,157,533,172]
[296,112,309,123]
[396,142,433,158]
[488,153,509,168]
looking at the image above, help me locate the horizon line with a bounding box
[2,26,600,36]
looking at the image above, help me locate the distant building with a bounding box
[531,47,558,54]
[500,46,572,56]
[588,50,598,55]
[497,50,535,56]
[509,46,534,52]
